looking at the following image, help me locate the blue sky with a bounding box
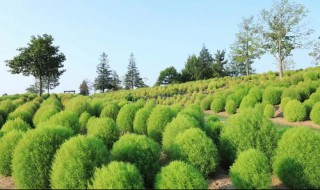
[0,0,319,95]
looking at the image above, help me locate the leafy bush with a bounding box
[0,130,24,176]
[100,103,119,121]
[264,104,275,118]
[303,71,318,81]
[64,96,92,116]
[155,161,207,189]
[0,115,4,128]
[87,117,119,148]
[51,135,108,189]
[7,110,34,126]
[162,113,199,154]
[284,100,306,122]
[203,120,223,146]
[281,87,301,101]
[273,127,320,189]
[133,106,153,135]
[180,104,204,127]
[239,95,258,110]
[0,100,16,120]
[279,97,292,111]
[200,95,213,110]
[248,86,263,102]
[147,105,175,142]
[172,128,218,176]
[230,149,271,189]
[79,111,91,130]
[225,99,237,115]
[89,161,144,189]
[262,87,282,105]
[12,126,73,189]
[219,108,277,168]
[116,104,139,134]
[39,111,81,133]
[110,134,161,187]
[33,107,60,127]
[210,97,225,113]
[303,99,316,116]
[310,102,320,124]
[1,118,31,133]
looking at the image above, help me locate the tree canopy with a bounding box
[155,66,181,86]
[124,53,145,89]
[94,52,112,92]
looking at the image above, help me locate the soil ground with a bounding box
[0,176,14,189]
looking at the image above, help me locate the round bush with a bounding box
[0,130,24,176]
[210,97,225,113]
[230,149,271,189]
[155,161,207,189]
[284,100,306,122]
[0,115,4,128]
[86,117,119,148]
[33,107,60,127]
[273,127,320,189]
[203,120,223,146]
[180,104,205,127]
[89,161,144,189]
[239,95,258,110]
[64,96,92,116]
[100,103,119,121]
[1,118,31,133]
[133,107,153,135]
[279,97,292,111]
[262,87,282,105]
[7,110,33,126]
[310,102,320,124]
[264,104,275,118]
[39,111,81,133]
[225,99,237,115]
[110,134,161,187]
[200,96,213,111]
[219,108,277,168]
[79,111,91,130]
[116,104,139,134]
[162,113,199,154]
[51,135,108,189]
[172,128,218,176]
[281,87,301,101]
[147,105,175,142]
[303,99,316,116]
[248,86,263,102]
[12,126,73,189]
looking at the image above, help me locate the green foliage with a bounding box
[79,80,90,95]
[39,111,81,133]
[239,95,258,110]
[155,161,207,189]
[303,71,318,81]
[79,111,91,129]
[262,87,282,105]
[310,102,320,124]
[273,127,320,189]
[124,53,145,89]
[147,105,175,142]
[225,99,237,115]
[210,97,225,113]
[284,100,306,122]
[33,107,60,127]
[133,106,153,135]
[110,134,161,187]
[0,130,24,176]
[89,161,144,189]
[1,118,31,133]
[100,103,119,121]
[86,117,119,148]
[180,104,205,127]
[12,126,73,189]
[281,87,301,101]
[155,66,181,86]
[172,128,218,177]
[279,97,292,111]
[303,99,316,116]
[51,135,108,189]
[64,96,92,116]
[263,104,275,118]
[93,53,112,92]
[230,149,271,189]
[116,104,139,134]
[219,108,277,168]
[203,120,223,146]
[200,95,213,110]
[0,100,16,120]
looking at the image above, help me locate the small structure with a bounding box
[64,90,76,94]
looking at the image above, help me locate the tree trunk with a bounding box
[39,75,43,96]
[246,39,249,76]
[278,40,283,78]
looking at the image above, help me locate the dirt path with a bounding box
[0,176,14,189]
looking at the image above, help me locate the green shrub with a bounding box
[248,86,263,102]
[87,117,119,148]
[230,149,271,189]
[203,120,223,145]
[264,104,275,118]
[147,105,175,142]
[90,99,104,117]
[310,102,320,124]
[225,100,237,115]
[284,100,306,122]
[239,95,258,110]
[39,111,81,133]
[64,96,92,116]
[162,113,199,154]
[290,73,304,85]
[51,135,108,189]
[210,97,225,113]
[281,87,301,101]
[110,134,161,187]
[303,99,316,116]
[33,107,60,127]
[303,71,318,81]
[1,118,31,133]
[155,161,207,189]
[100,103,119,121]
[273,127,320,189]
[79,111,91,130]
[89,161,144,189]
[219,108,277,168]
[12,126,73,189]
[172,128,218,176]
[279,97,292,111]
[180,104,205,127]
[0,100,16,120]
[133,107,153,135]
[262,87,282,105]
[116,104,139,134]
[0,130,24,176]
[7,110,33,126]
[200,96,213,110]
[0,115,4,128]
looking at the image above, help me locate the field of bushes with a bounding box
[0,67,320,189]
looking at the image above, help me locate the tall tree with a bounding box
[5,34,66,96]
[110,70,121,91]
[43,72,62,94]
[26,78,44,94]
[260,0,313,78]
[124,53,145,89]
[94,52,112,92]
[310,36,320,65]
[212,50,228,78]
[226,60,248,77]
[181,54,198,82]
[155,66,181,86]
[79,80,89,96]
[230,16,264,76]
[197,45,214,80]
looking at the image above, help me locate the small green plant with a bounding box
[116,104,139,134]
[79,111,91,130]
[133,106,153,135]
[100,103,119,121]
[279,97,292,111]
[200,96,213,110]
[230,149,271,189]
[64,96,92,116]
[203,120,223,145]
[310,102,320,124]
[225,99,237,115]
[1,118,31,133]
[264,104,275,118]
[89,161,144,189]
[284,100,306,122]
[210,97,225,113]
[155,161,207,189]
[262,87,282,105]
